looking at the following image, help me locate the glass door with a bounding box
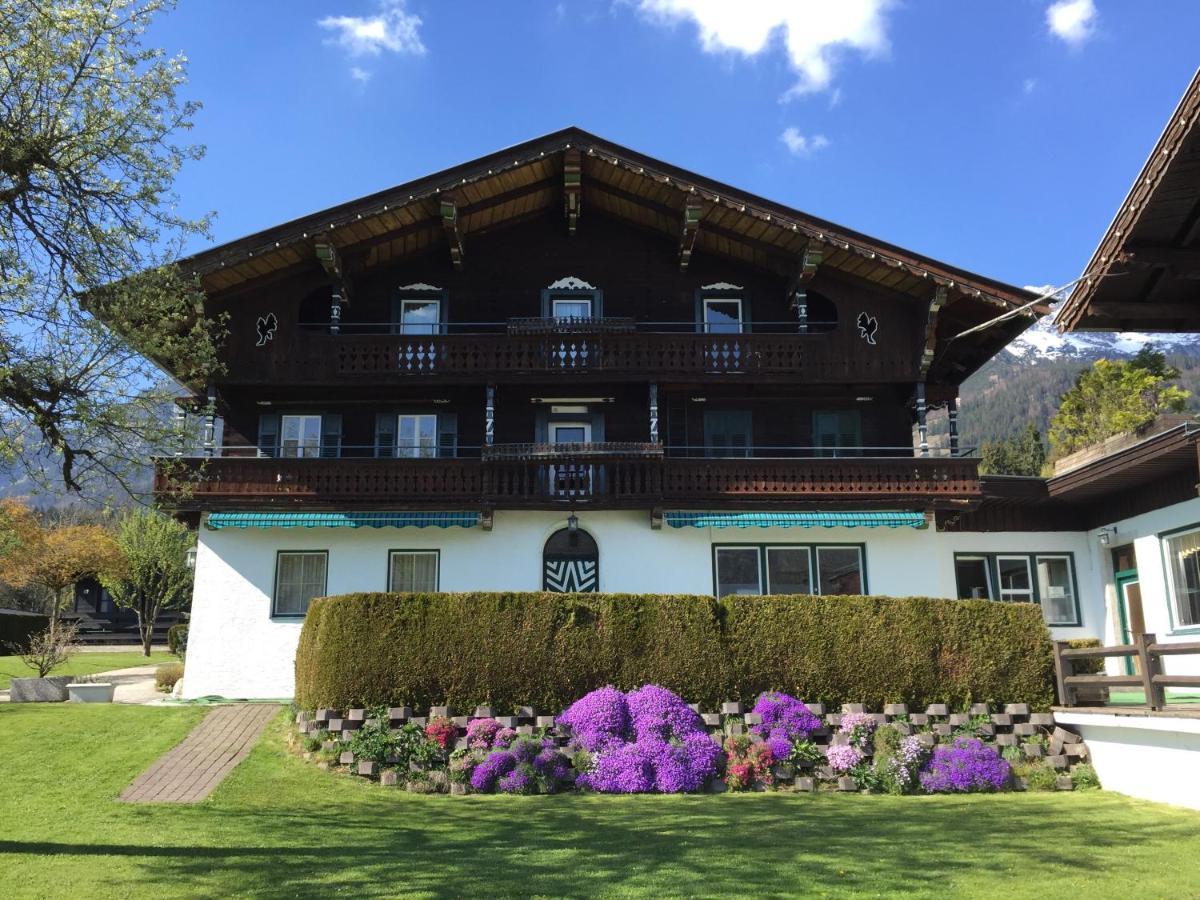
[550,422,591,497]
[1116,568,1143,676]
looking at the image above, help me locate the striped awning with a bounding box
[205,511,480,530]
[664,511,928,529]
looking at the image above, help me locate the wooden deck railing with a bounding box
[155,453,980,510]
[1053,633,1200,709]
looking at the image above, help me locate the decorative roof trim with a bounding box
[701,282,744,291]
[546,276,597,290]
[397,282,443,292]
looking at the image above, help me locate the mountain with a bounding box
[959,312,1200,450]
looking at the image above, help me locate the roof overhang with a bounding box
[1056,68,1200,333]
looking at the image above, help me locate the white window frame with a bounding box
[388,550,440,593]
[715,546,762,597]
[702,297,743,334]
[765,546,813,595]
[397,297,441,335]
[273,551,328,618]
[397,414,438,459]
[552,296,593,319]
[1164,527,1200,629]
[996,555,1034,603]
[280,414,322,459]
[1035,555,1078,625]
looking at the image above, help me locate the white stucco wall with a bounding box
[1055,711,1200,810]
[183,512,1104,700]
[1087,496,1200,678]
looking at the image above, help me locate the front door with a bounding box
[1116,568,1144,676]
[550,422,591,497]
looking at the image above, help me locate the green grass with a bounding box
[2,705,1200,898]
[0,651,175,690]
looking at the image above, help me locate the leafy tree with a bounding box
[1048,348,1191,457]
[100,508,193,656]
[0,500,125,625]
[980,424,1046,476]
[0,0,224,499]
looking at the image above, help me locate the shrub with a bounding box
[1071,763,1101,790]
[0,609,49,653]
[723,735,774,791]
[155,662,184,692]
[1024,764,1059,792]
[167,622,189,659]
[920,737,1010,793]
[469,737,572,795]
[294,592,1055,711]
[872,728,927,794]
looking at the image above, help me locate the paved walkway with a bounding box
[120,703,279,803]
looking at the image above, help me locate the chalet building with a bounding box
[145,128,1113,700]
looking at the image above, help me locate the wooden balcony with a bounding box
[226,328,916,385]
[155,449,981,512]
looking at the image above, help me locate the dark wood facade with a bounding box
[145,130,1044,515]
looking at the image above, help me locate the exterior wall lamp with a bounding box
[1098,527,1116,546]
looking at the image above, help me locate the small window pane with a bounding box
[399,299,439,335]
[389,552,439,592]
[398,415,437,458]
[280,415,321,459]
[704,299,742,334]
[1036,556,1077,624]
[274,552,327,616]
[715,547,761,597]
[816,547,863,595]
[766,547,812,594]
[955,557,992,600]
[1168,532,1200,627]
[997,556,1033,602]
[553,298,592,319]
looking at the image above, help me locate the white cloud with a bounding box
[1045,0,1097,46]
[318,0,426,58]
[350,66,372,83]
[780,127,830,157]
[634,0,891,97]
[1023,77,1037,95]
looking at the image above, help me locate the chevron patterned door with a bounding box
[542,526,599,592]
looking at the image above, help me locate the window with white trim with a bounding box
[397,414,438,458]
[997,556,1033,603]
[273,552,327,617]
[388,550,439,592]
[280,415,322,459]
[952,552,1080,626]
[714,546,761,597]
[715,544,864,598]
[396,298,441,335]
[702,297,743,334]
[1165,528,1200,628]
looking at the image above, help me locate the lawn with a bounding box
[2,705,1200,899]
[0,651,175,690]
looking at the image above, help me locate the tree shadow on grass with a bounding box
[4,793,1198,898]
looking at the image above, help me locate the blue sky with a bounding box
[153,0,1198,290]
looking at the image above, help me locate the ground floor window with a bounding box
[714,544,864,598]
[1164,527,1200,628]
[273,551,328,617]
[952,552,1080,626]
[388,550,440,592]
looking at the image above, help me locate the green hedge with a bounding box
[294,592,1056,712]
[0,609,49,653]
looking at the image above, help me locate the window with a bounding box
[813,410,863,457]
[395,298,441,335]
[953,553,1080,626]
[715,546,761,597]
[766,547,811,594]
[715,544,865,597]
[397,414,438,458]
[541,289,601,320]
[388,551,439,592]
[703,410,751,457]
[273,552,327,617]
[816,547,864,595]
[702,297,743,334]
[1036,556,1077,626]
[1165,529,1200,628]
[552,296,592,319]
[997,556,1033,603]
[280,415,322,459]
[955,556,992,599]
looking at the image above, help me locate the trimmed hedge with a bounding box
[294,592,1056,712]
[0,609,49,653]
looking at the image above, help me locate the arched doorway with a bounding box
[543,526,598,592]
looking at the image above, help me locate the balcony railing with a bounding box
[156,445,981,511]
[229,319,908,384]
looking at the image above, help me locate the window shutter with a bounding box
[437,413,458,458]
[590,413,605,444]
[321,414,342,458]
[257,414,279,458]
[534,409,548,444]
[375,413,397,458]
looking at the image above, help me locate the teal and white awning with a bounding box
[664,511,927,530]
[206,511,480,530]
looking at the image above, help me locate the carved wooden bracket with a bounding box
[679,200,703,271]
[919,286,948,376]
[563,148,582,235]
[441,199,465,270]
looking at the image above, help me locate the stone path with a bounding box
[120,703,279,803]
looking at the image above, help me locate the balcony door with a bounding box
[392,297,441,335]
[704,410,751,457]
[280,415,322,458]
[813,410,862,457]
[702,297,743,334]
[397,414,438,458]
[550,422,591,497]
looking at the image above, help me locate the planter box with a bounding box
[450,782,468,796]
[67,682,115,703]
[837,776,858,792]
[9,675,72,703]
[794,776,817,793]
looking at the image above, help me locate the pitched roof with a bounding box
[1055,68,1200,332]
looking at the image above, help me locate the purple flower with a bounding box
[765,733,793,762]
[825,743,864,772]
[497,766,534,794]
[470,749,517,792]
[558,685,630,751]
[920,737,1010,793]
[466,717,502,750]
[750,692,821,753]
[838,712,877,749]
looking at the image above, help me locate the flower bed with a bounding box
[290,685,1098,796]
